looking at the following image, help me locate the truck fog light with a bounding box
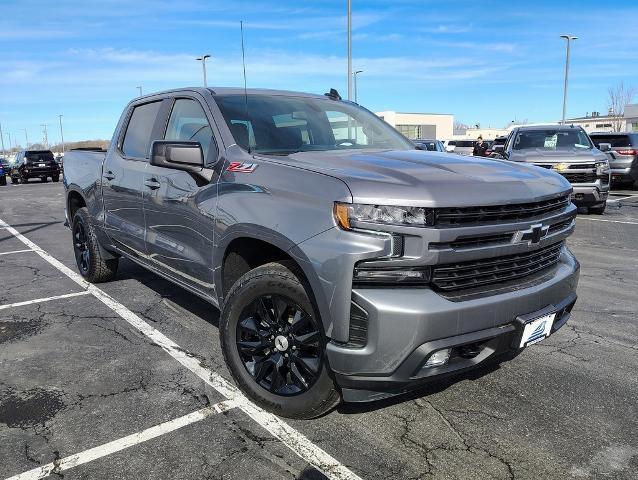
[424,348,451,367]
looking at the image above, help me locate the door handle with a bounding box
[144,178,161,190]
[103,171,115,181]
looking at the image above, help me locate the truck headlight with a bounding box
[353,265,431,286]
[595,160,610,176]
[335,202,435,230]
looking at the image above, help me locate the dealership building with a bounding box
[376,111,454,140]
[564,105,638,133]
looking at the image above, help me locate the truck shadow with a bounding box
[115,259,220,328]
[335,359,511,416]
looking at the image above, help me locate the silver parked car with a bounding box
[494,125,611,214]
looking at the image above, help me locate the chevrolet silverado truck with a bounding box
[494,125,611,214]
[63,87,579,419]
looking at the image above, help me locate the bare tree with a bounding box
[453,121,469,134]
[607,82,635,132]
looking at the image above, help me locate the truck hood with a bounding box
[508,148,608,164]
[269,149,571,207]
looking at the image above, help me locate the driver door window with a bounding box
[165,99,217,165]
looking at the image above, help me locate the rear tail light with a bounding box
[616,149,638,155]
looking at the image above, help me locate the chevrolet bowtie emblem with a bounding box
[513,223,549,246]
[553,162,570,172]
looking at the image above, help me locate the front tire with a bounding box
[52,175,60,182]
[11,176,18,184]
[72,207,119,282]
[220,262,340,419]
[0,176,6,186]
[589,203,606,215]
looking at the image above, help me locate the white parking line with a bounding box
[607,195,638,203]
[0,291,91,310]
[0,217,362,480]
[576,217,638,225]
[4,401,236,480]
[0,249,36,256]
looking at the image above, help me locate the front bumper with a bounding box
[327,247,580,402]
[570,185,608,207]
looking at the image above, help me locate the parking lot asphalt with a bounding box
[1,181,637,480]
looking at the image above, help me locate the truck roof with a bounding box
[135,87,330,102]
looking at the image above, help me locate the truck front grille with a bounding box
[435,194,569,226]
[431,242,564,291]
[561,172,596,183]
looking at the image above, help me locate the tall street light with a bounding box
[23,128,28,148]
[347,0,352,101]
[136,86,143,97]
[58,115,65,153]
[560,35,577,124]
[41,124,49,149]
[353,70,363,103]
[0,122,5,155]
[196,54,211,87]
[6,132,12,152]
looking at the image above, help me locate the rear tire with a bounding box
[72,207,119,282]
[41,177,48,183]
[589,203,606,215]
[52,175,60,182]
[11,176,18,184]
[20,176,28,184]
[220,261,340,419]
[0,176,6,186]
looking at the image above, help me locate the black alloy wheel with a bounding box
[73,220,90,275]
[236,294,322,396]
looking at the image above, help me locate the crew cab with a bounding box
[9,150,61,184]
[63,87,579,418]
[494,125,611,214]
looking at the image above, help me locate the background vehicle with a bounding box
[413,139,445,152]
[589,132,638,189]
[485,137,505,157]
[445,139,475,155]
[0,161,6,186]
[495,125,610,214]
[9,150,61,184]
[63,87,579,419]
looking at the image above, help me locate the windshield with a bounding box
[25,151,55,162]
[214,94,413,154]
[512,129,592,151]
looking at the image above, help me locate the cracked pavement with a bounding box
[1,182,637,479]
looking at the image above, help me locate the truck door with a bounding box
[143,96,221,297]
[102,100,163,257]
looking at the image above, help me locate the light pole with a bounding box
[196,54,211,87]
[0,122,5,156]
[6,132,12,153]
[23,128,28,148]
[560,34,577,124]
[353,70,363,103]
[58,115,65,153]
[41,124,49,149]
[136,86,143,97]
[347,0,352,101]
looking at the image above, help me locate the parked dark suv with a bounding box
[9,150,61,184]
[589,132,638,188]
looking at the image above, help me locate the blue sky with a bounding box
[1,0,637,144]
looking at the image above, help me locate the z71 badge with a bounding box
[227,162,258,173]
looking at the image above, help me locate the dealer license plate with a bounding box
[519,312,556,348]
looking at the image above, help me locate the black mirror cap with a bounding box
[492,144,505,153]
[150,141,204,171]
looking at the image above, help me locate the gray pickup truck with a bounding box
[494,125,611,214]
[63,87,579,419]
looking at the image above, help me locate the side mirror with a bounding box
[150,141,204,172]
[414,143,425,150]
[598,142,612,152]
[492,144,505,153]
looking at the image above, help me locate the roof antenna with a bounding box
[240,20,252,154]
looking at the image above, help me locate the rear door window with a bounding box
[122,101,162,159]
